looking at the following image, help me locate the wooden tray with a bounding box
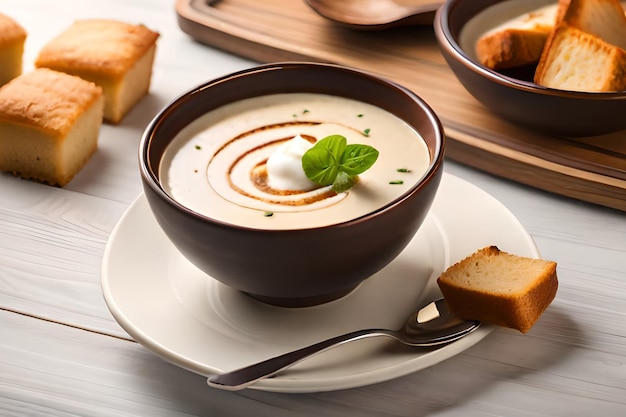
[175,0,626,211]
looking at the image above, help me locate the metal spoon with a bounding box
[207,298,479,390]
[304,0,443,30]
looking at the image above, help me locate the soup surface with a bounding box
[160,93,430,230]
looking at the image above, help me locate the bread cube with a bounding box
[0,13,27,87]
[437,246,558,333]
[0,68,104,186]
[35,19,159,124]
[475,4,558,70]
[561,0,626,50]
[534,24,626,92]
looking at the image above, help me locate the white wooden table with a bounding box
[1,0,625,415]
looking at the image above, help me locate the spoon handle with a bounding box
[207,328,397,390]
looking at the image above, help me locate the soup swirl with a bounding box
[160,93,430,230]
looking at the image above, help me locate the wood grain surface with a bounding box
[176,0,626,211]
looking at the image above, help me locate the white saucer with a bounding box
[101,173,539,393]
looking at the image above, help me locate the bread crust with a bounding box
[476,29,549,69]
[534,23,626,91]
[437,246,558,333]
[0,13,27,87]
[0,68,104,186]
[35,19,159,124]
[475,4,559,69]
[0,68,102,137]
[0,13,26,46]
[35,19,159,80]
[561,0,626,49]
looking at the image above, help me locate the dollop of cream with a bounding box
[266,134,317,190]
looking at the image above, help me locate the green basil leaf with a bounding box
[301,134,378,192]
[316,134,347,156]
[302,135,346,185]
[340,144,379,176]
[302,147,339,186]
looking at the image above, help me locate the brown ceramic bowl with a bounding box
[434,0,626,137]
[139,62,444,307]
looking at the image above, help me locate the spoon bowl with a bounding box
[305,0,443,30]
[207,298,480,390]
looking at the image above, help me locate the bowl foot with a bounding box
[245,286,358,308]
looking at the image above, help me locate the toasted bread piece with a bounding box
[561,0,626,49]
[437,246,558,333]
[534,24,626,91]
[476,28,551,70]
[476,4,559,69]
[0,69,104,186]
[36,19,159,124]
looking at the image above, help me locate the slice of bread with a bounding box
[36,19,159,124]
[561,0,626,49]
[476,4,559,69]
[0,68,104,186]
[534,23,626,91]
[437,246,558,333]
[534,0,626,92]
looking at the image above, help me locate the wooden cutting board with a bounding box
[175,0,626,211]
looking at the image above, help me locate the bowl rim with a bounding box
[434,0,626,99]
[139,61,446,233]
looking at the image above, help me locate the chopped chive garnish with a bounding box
[389,180,404,185]
[195,145,202,150]
[293,109,309,118]
[357,114,364,118]
[397,168,411,173]
[363,128,371,136]
[263,211,274,217]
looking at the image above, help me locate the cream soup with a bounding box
[160,93,430,230]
